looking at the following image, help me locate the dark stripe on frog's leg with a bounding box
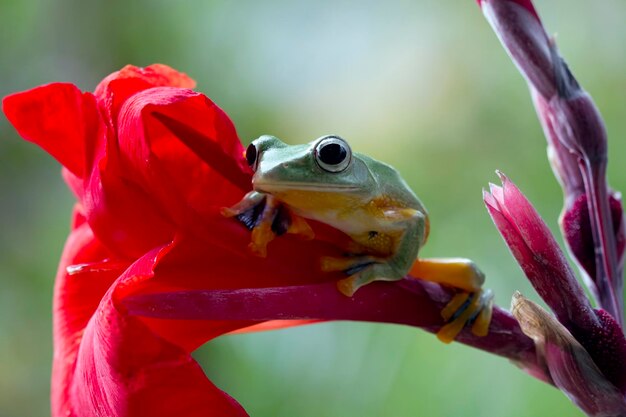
[336,261,405,297]
[320,255,379,275]
[270,205,291,236]
[344,260,377,276]
[222,190,266,228]
[236,196,266,230]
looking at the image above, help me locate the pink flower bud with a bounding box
[485,174,626,393]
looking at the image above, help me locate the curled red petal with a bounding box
[64,243,248,417]
[3,83,100,177]
[52,217,128,416]
[115,87,250,216]
[95,64,196,127]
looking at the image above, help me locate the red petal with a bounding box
[95,64,196,126]
[115,87,250,221]
[82,154,178,259]
[81,85,252,258]
[52,218,127,416]
[66,245,247,417]
[54,223,250,417]
[3,83,101,177]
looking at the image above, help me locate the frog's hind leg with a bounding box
[322,209,425,297]
[321,256,402,297]
[409,258,494,343]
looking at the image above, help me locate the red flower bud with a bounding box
[485,174,626,394]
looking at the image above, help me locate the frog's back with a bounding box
[357,152,426,214]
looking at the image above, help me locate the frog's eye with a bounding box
[315,136,352,173]
[245,143,259,171]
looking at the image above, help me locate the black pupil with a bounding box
[319,143,347,165]
[246,144,257,167]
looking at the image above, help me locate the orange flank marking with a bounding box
[365,196,407,217]
[350,231,398,257]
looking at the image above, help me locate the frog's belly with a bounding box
[301,207,403,257]
[292,205,399,236]
[273,190,402,234]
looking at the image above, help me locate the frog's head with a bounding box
[245,135,375,210]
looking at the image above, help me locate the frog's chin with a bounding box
[253,181,361,194]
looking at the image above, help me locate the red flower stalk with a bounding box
[485,175,626,414]
[478,0,626,413]
[3,64,540,416]
[478,0,625,325]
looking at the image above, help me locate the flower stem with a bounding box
[122,278,542,373]
[582,160,624,327]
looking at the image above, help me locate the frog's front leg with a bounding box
[409,258,494,343]
[222,191,314,257]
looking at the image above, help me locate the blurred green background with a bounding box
[1,0,624,416]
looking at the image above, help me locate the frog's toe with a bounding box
[336,275,360,297]
[436,288,494,343]
[248,222,275,257]
[336,269,376,297]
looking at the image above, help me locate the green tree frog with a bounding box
[224,135,493,342]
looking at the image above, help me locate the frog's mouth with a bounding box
[253,181,361,194]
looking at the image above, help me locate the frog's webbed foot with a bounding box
[437,288,494,343]
[222,191,314,257]
[321,255,398,297]
[409,258,494,343]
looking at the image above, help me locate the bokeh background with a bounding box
[1,0,624,416]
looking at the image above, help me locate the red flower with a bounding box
[4,64,538,416]
[3,64,347,416]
